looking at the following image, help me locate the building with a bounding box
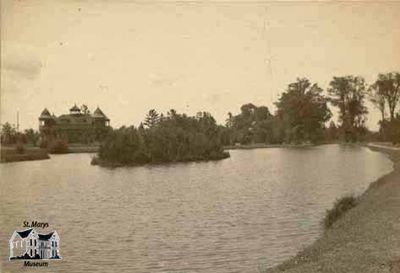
[39,104,110,143]
[9,228,61,260]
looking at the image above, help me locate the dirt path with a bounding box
[266,144,400,273]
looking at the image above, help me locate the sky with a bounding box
[1,0,400,131]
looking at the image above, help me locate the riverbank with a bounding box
[265,143,400,273]
[67,144,99,153]
[0,146,49,163]
[224,143,314,150]
[223,141,343,150]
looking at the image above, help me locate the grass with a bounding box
[323,195,357,229]
[0,146,50,163]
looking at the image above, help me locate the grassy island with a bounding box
[92,110,230,167]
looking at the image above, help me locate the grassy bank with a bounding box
[0,146,49,163]
[264,144,400,273]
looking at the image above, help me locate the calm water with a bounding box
[0,144,393,273]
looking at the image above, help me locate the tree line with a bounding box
[225,73,400,145]
[1,72,399,164]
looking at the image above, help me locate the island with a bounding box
[91,110,230,167]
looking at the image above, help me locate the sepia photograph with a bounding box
[1,0,399,272]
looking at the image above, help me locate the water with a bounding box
[0,144,393,273]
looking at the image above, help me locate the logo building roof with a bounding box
[16,228,34,238]
[38,232,54,241]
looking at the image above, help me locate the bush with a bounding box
[324,195,357,229]
[48,139,69,154]
[15,143,25,154]
[39,139,48,148]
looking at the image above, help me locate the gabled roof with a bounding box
[17,228,34,238]
[39,108,52,119]
[70,104,81,112]
[93,107,109,120]
[38,232,54,241]
[93,107,105,116]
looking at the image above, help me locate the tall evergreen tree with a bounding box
[144,109,160,128]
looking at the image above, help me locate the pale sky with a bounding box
[1,0,400,131]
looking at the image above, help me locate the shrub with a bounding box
[48,139,69,154]
[15,143,25,154]
[39,139,48,148]
[91,156,100,165]
[324,195,357,229]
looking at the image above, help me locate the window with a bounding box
[35,240,37,246]
[30,249,32,257]
[30,239,32,246]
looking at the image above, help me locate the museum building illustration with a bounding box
[9,228,61,260]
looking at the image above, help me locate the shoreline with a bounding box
[67,144,100,153]
[91,151,230,168]
[265,144,400,273]
[223,142,344,150]
[0,147,50,163]
[0,145,99,163]
[224,143,315,150]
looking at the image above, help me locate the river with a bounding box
[0,144,393,273]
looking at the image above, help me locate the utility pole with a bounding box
[16,111,20,132]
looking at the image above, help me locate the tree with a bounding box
[254,106,271,122]
[373,72,400,121]
[96,110,229,166]
[328,76,368,142]
[275,78,331,143]
[1,122,17,144]
[225,112,233,128]
[325,121,339,142]
[81,104,90,115]
[240,103,257,117]
[226,103,275,144]
[24,129,40,146]
[144,109,160,128]
[371,72,400,143]
[369,80,388,141]
[369,82,386,122]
